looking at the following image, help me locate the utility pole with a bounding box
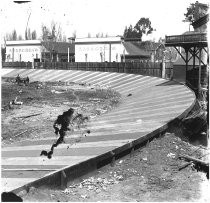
[198,47,202,94]
[25,11,31,39]
[13,1,32,40]
[68,47,69,62]
[109,43,111,62]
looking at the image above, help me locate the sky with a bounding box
[0,0,209,44]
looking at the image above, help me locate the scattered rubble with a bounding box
[51,89,66,94]
[167,152,176,158]
[2,79,121,144]
[10,97,23,105]
[65,174,124,194]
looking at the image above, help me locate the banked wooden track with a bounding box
[1,69,195,192]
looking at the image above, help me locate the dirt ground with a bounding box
[1,78,121,145]
[1,79,209,202]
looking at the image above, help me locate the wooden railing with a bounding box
[165,33,207,44]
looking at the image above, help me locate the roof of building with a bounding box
[192,14,209,29]
[129,41,162,52]
[42,41,75,54]
[6,40,42,46]
[75,37,122,44]
[123,41,151,57]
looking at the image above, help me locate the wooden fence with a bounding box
[2,61,173,79]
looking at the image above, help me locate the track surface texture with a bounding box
[1,69,195,192]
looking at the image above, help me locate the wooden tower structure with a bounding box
[165,14,209,95]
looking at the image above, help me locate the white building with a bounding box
[6,40,42,62]
[5,40,75,62]
[75,37,152,62]
[75,37,125,62]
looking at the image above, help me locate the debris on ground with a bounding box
[22,132,209,202]
[65,174,124,193]
[167,152,176,158]
[10,97,23,105]
[1,79,121,144]
[16,113,43,119]
[179,154,209,179]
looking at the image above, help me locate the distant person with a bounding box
[16,74,21,84]
[15,74,29,85]
[25,76,29,85]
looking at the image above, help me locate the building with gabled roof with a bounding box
[75,36,151,62]
[122,41,151,62]
[192,14,209,31]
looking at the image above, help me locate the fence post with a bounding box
[32,61,34,69]
[162,59,166,78]
[123,63,126,73]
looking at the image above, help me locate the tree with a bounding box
[31,30,37,40]
[11,29,17,40]
[41,24,50,41]
[4,29,18,41]
[40,21,66,62]
[18,35,23,40]
[62,35,67,42]
[124,25,139,38]
[72,30,77,38]
[95,32,106,38]
[25,28,31,40]
[41,21,64,42]
[184,1,209,23]
[25,28,37,40]
[134,18,154,36]
[1,46,6,62]
[123,17,154,40]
